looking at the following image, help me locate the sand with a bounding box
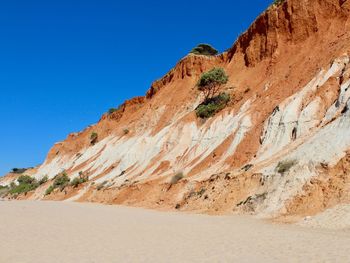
[0,201,349,263]
[298,204,350,230]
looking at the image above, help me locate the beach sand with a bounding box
[0,201,349,263]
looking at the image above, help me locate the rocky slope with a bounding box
[2,0,350,219]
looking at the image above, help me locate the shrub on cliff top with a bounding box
[11,168,28,174]
[273,0,285,6]
[190,44,218,56]
[108,108,118,114]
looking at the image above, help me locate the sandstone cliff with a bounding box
[3,0,350,219]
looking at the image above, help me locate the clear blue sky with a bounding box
[0,0,272,175]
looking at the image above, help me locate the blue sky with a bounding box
[0,0,272,175]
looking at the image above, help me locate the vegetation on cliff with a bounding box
[273,0,285,6]
[90,132,98,145]
[0,175,48,197]
[11,168,29,174]
[70,172,89,188]
[196,93,230,118]
[45,173,71,195]
[196,67,230,118]
[190,44,218,56]
[197,68,229,100]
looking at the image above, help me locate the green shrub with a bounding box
[276,159,297,174]
[108,108,117,114]
[39,175,48,185]
[197,68,229,100]
[8,175,39,195]
[45,185,55,196]
[70,175,88,188]
[196,92,230,118]
[70,178,81,188]
[170,173,184,185]
[45,173,71,195]
[17,175,36,185]
[9,183,36,195]
[90,132,98,144]
[190,44,218,56]
[108,108,118,114]
[123,128,129,135]
[53,173,70,189]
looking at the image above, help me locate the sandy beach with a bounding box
[0,201,349,263]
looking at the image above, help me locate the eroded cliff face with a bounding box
[3,0,350,218]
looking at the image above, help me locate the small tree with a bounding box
[197,68,229,100]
